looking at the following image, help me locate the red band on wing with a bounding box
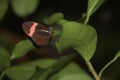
[28,22,38,37]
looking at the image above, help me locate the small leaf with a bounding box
[115,50,120,58]
[44,12,64,25]
[0,47,10,70]
[49,62,92,80]
[11,39,35,59]
[57,74,92,80]
[55,20,97,61]
[0,0,9,21]
[6,66,35,80]
[87,0,105,16]
[11,0,39,17]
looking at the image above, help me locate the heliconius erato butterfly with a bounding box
[22,21,51,46]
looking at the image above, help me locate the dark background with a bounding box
[0,0,120,80]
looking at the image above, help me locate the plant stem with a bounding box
[86,61,100,80]
[99,56,117,79]
[84,16,90,24]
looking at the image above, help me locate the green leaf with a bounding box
[57,74,92,80]
[5,66,35,80]
[115,50,120,58]
[55,20,97,61]
[87,0,105,16]
[0,0,9,21]
[5,59,56,80]
[44,12,64,25]
[11,0,39,17]
[49,62,92,80]
[11,39,35,59]
[0,47,10,70]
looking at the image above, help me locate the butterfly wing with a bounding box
[32,29,51,46]
[22,21,38,37]
[22,21,51,46]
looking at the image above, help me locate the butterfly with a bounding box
[22,21,51,46]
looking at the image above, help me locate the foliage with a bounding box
[0,0,39,20]
[11,0,39,17]
[0,0,9,21]
[0,47,10,70]
[11,39,35,59]
[0,0,119,80]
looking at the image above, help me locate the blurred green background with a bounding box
[0,0,120,80]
